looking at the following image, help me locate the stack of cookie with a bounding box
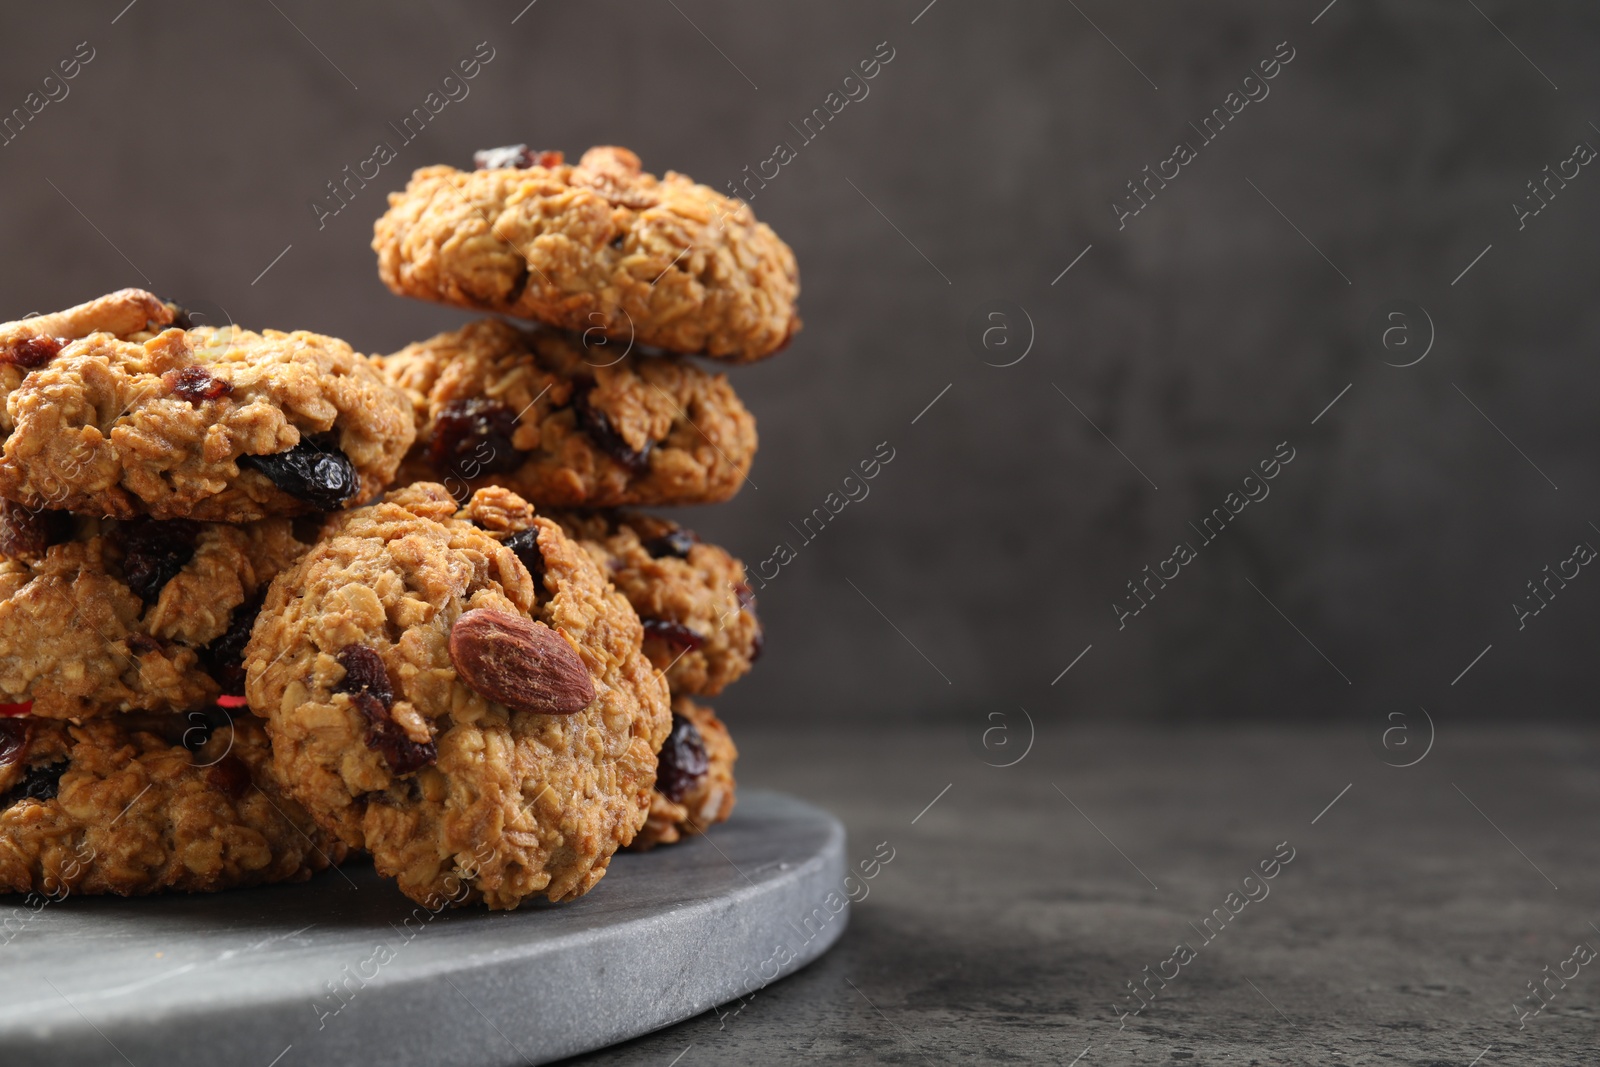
[0,145,796,909]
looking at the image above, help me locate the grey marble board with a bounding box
[0,790,847,1067]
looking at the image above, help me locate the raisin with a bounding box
[241,438,358,510]
[656,713,708,803]
[334,645,432,774]
[0,721,25,769]
[571,382,651,473]
[202,591,265,695]
[1,759,68,809]
[119,518,200,604]
[335,644,394,707]
[168,305,195,330]
[1,336,64,369]
[643,528,697,560]
[351,691,436,775]
[642,618,706,652]
[503,528,545,590]
[473,145,563,170]
[206,755,252,800]
[163,365,233,404]
[749,626,764,662]
[429,398,527,480]
[0,502,70,560]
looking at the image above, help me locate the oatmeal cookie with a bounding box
[385,318,756,507]
[631,699,737,851]
[548,509,761,696]
[245,483,670,909]
[373,145,801,362]
[0,291,415,521]
[0,713,347,896]
[0,500,313,719]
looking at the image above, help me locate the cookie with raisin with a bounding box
[630,698,737,851]
[373,146,800,362]
[0,500,312,719]
[548,509,761,696]
[0,290,414,521]
[384,318,756,507]
[0,713,346,896]
[244,483,669,909]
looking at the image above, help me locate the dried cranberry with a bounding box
[656,713,708,803]
[571,382,651,473]
[0,721,25,768]
[473,145,563,170]
[163,365,233,404]
[1,759,68,809]
[429,398,527,480]
[503,528,545,590]
[202,591,265,695]
[335,644,394,707]
[642,618,706,652]
[119,518,200,604]
[206,755,252,800]
[0,702,33,718]
[734,582,756,613]
[351,691,436,775]
[1,336,65,369]
[643,528,697,560]
[241,438,358,511]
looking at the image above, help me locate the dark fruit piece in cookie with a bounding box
[642,618,706,652]
[1,336,65,369]
[119,518,200,605]
[2,759,68,809]
[163,365,233,404]
[571,383,651,473]
[643,528,697,560]
[202,592,266,695]
[0,504,70,560]
[335,645,434,774]
[241,438,358,510]
[353,692,437,775]
[429,398,527,479]
[502,528,545,590]
[473,145,564,170]
[335,644,394,706]
[0,721,24,769]
[656,712,709,803]
[206,755,253,799]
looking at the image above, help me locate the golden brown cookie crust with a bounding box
[0,293,415,521]
[0,503,311,719]
[631,698,737,850]
[550,509,761,696]
[0,714,347,897]
[384,318,757,507]
[373,146,800,363]
[245,483,670,909]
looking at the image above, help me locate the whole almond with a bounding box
[448,608,595,715]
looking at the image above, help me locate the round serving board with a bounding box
[0,790,847,1066]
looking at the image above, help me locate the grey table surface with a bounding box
[563,721,1600,1066]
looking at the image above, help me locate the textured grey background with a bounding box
[2,0,1597,729]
